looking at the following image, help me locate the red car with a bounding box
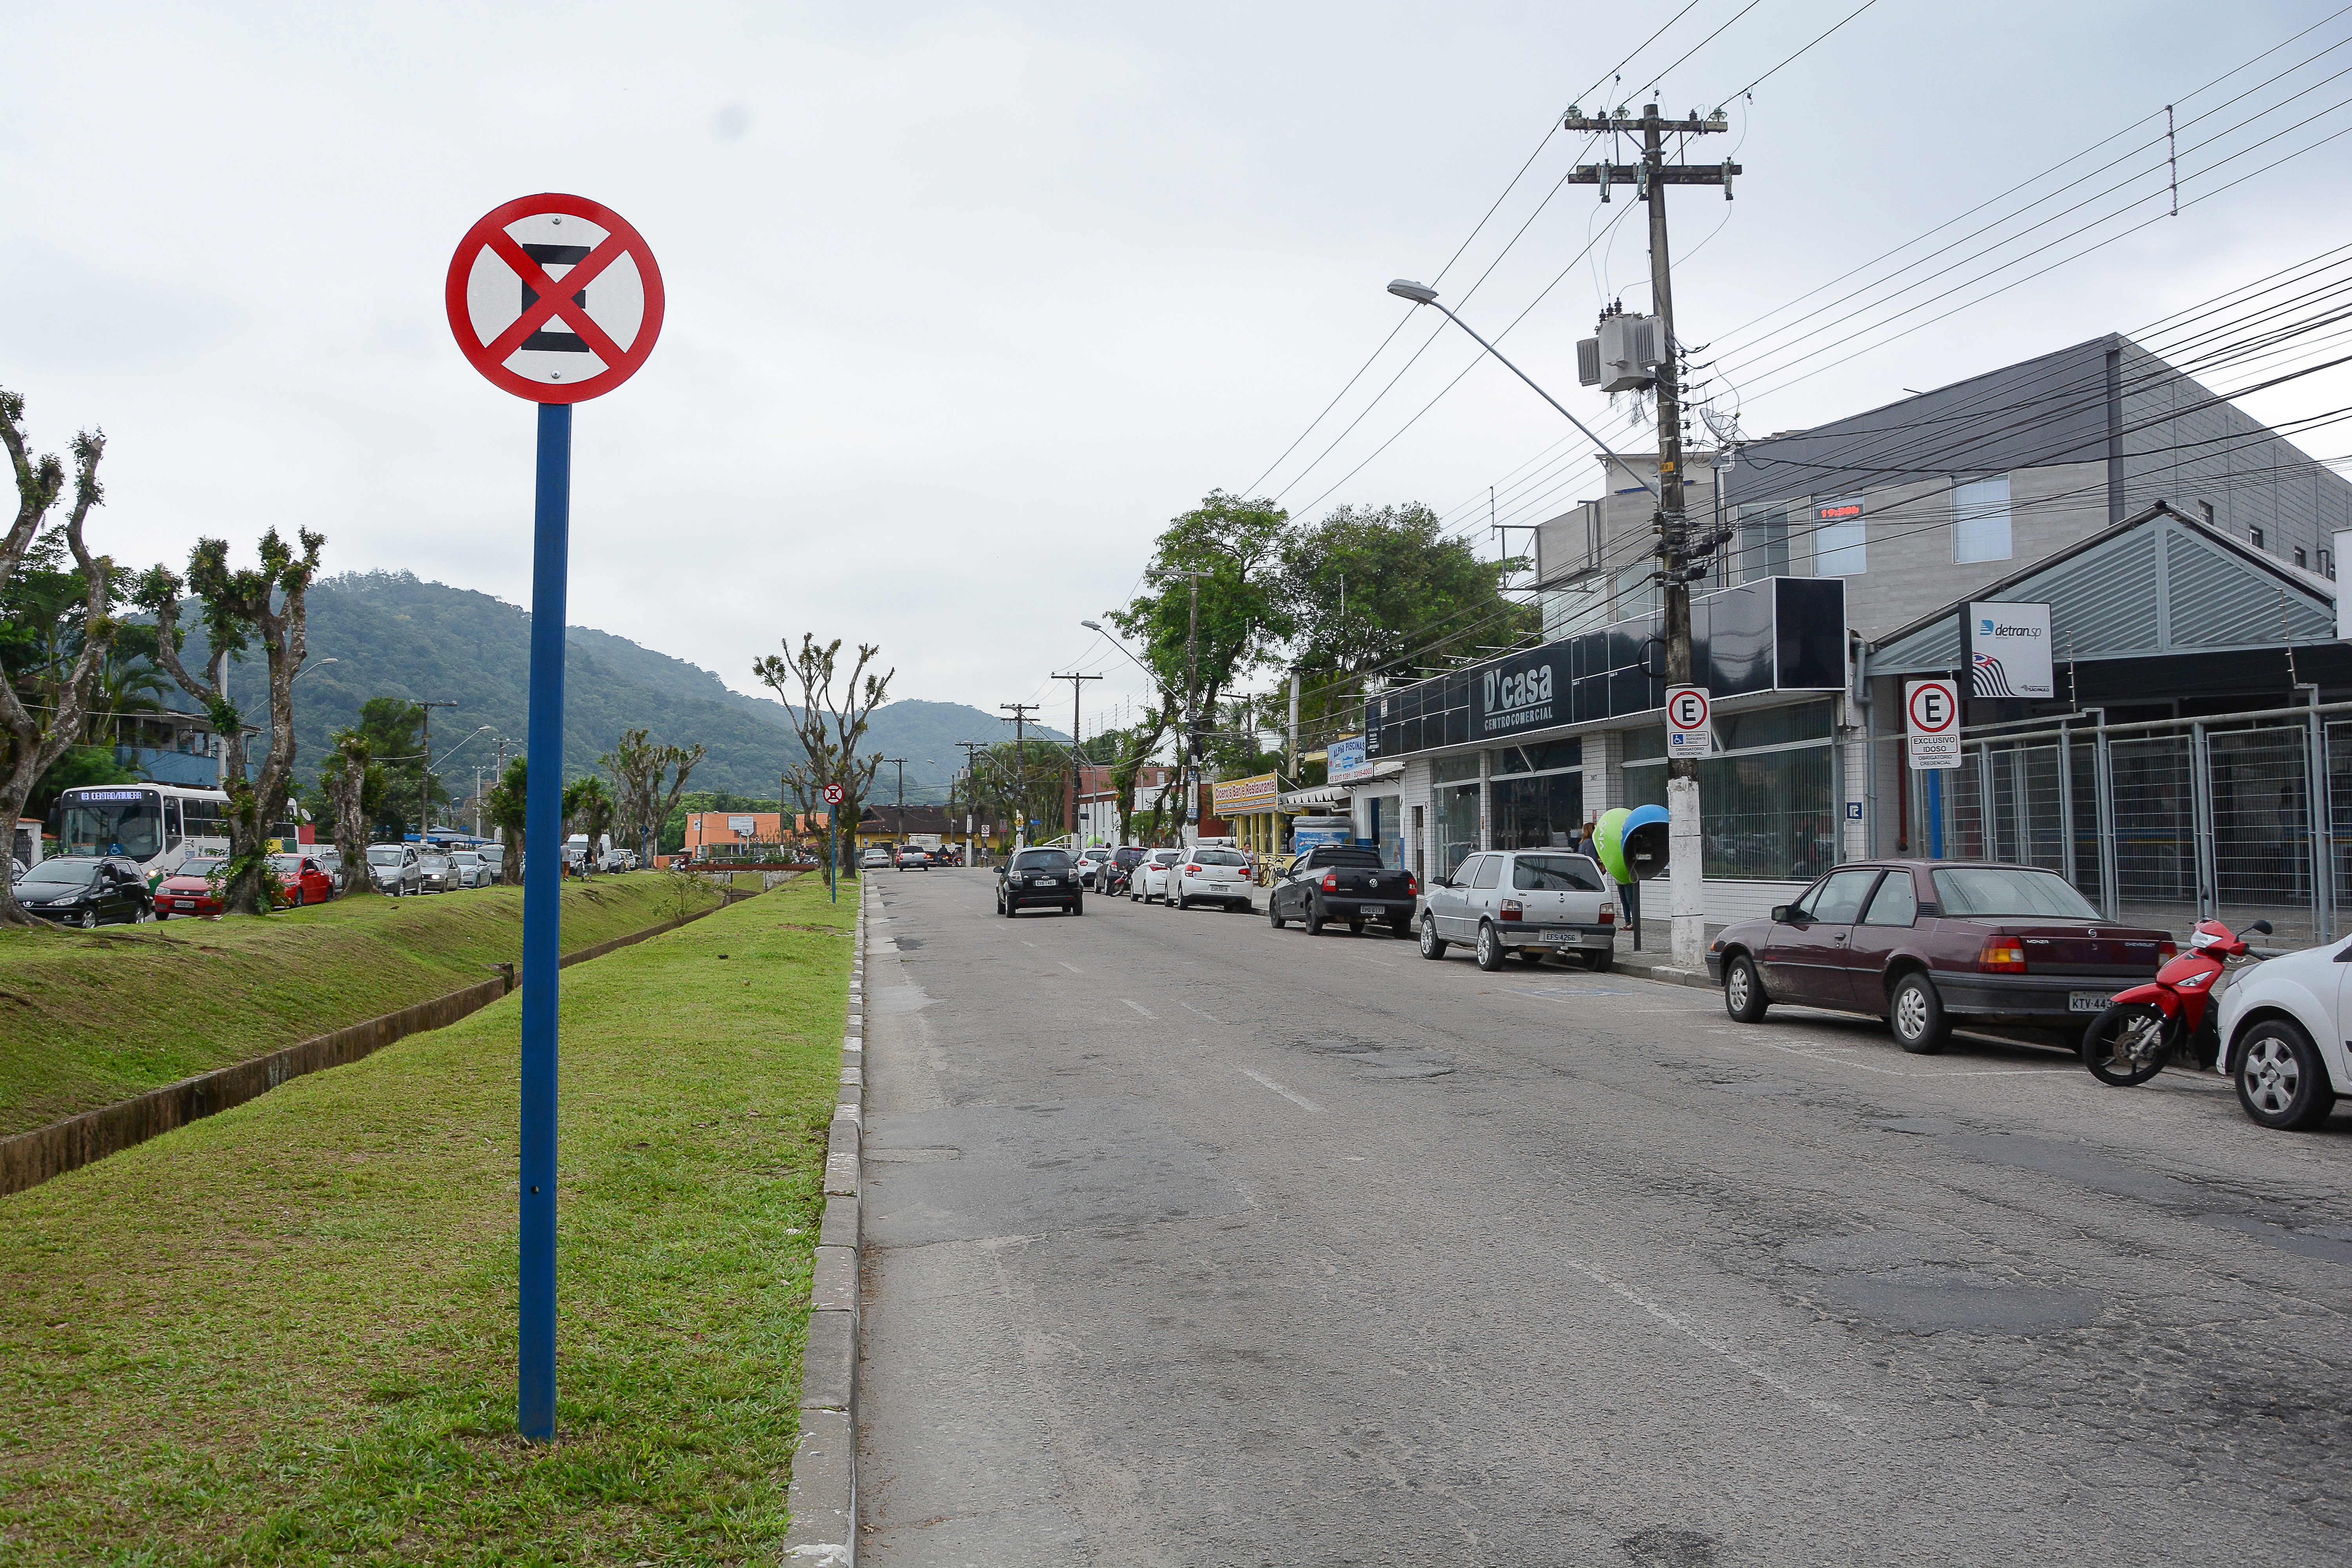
[154,857,225,919]
[1707,860,2174,1054]
[270,853,335,908]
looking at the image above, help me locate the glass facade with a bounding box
[1492,772,1584,850]
[1371,796,1401,869]
[1436,782,1480,879]
[1624,721,1836,882]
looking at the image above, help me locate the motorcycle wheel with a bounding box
[2081,1000,2169,1086]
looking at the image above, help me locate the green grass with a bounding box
[0,874,725,1137]
[0,875,853,1564]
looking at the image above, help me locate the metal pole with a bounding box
[517,400,570,1443]
[2190,720,2215,920]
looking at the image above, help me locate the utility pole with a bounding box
[884,757,907,845]
[1287,668,1301,781]
[1000,704,1040,848]
[417,700,459,846]
[1566,102,1737,970]
[956,739,988,864]
[1052,671,1103,847]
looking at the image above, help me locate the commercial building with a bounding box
[1365,333,2352,923]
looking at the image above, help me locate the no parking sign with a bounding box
[1906,679,1962,769]
[1666,686,1713,758]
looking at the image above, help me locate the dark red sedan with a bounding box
[154,857,225,919]
[1707,860,2174,1054]
[270,853,335,908]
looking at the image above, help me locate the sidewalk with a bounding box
[1609,913,1730,990]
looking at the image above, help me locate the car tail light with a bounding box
[2157,940,2177,962]
[1499,898,1523,921]
[1979,938,2028,973]
[1598,902,1615,924]
[1186,865,1201,876]
[1405,874,1418,895]
[1321,873,1338,891]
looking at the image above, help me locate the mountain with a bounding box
[162,571,1057,802]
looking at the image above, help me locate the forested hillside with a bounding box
[160,572,1053,801]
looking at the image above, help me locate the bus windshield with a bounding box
[60,789,160,861]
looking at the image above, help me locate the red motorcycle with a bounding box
[2081,916,2269,1085]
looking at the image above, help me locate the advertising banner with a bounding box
[1906,679,1962,769]
[1211,773,1279,816]
[1328,736,1373,783]
[1475,645,1561,737]
[1962,601,2053,699]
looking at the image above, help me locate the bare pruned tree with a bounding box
[751,635,893,875]
[137,528,325,916]
[0,391,111,929]
[320,729,375,897]
[601,727,705,865]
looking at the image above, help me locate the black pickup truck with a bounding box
[1267,844,1419,936]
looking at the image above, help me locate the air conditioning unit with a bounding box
[1598,313,1663,393]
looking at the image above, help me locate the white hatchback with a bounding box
[2216,934,2352,1129]
[1132,849,1185,903]
[1170,847,1253,912]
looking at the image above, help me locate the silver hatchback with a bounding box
[1419,849,1618,972]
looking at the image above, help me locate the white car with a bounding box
[1132,849,1184,903]
[1074,848,1112,888]
[2216,935,2350,1129]
[1168,847,1253,912]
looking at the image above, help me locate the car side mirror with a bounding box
[1769,904,1795,924]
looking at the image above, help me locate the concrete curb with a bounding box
[785,875,866,1565]
[1610,948,1717,991]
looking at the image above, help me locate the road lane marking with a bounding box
[1120,998,1157,1020]
[1059,961,1083,973]
[1178,1000,1227,1024]
[1561,1253,1869,1439]
[1756,1040,2073,1078]
[1239,1067,1322,1113]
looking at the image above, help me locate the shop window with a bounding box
[1953,475,2012,564]
[1436,782,1480,879]
[1493,739,1583,777]
[1493,773,1585,851]
[1624,739,1835,881]
[1430,754,1481,785]
[1811,496,1867,576]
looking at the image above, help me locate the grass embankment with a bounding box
[0,874,724,1137]
[0,875,853,1564]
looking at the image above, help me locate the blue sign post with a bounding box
[446,193,665,1443]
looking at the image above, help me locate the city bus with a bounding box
[55,783,234,883]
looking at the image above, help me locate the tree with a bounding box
[319,729,377,896]
[601,727,705,866]
[138,527,326,916]
[0,390,111,929]
[751,635,893,879]
[1106,490,1290,842]
[562,775,613,865]
[1277,501,1532,754]
[483,756,527,884]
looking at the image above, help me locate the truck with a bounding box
[1265,843,1420,936]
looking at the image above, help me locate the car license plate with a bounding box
[176,898,195,908]
[1542,931,1574,944]
[2069,991,2114,1013]
[1038,878,1058,886]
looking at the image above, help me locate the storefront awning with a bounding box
[1280,786,1352,810]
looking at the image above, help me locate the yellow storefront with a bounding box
[1210,772,1285,880]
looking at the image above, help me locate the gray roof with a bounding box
[1864,501,2337,676]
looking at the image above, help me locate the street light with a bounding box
[1384,280,1656,499]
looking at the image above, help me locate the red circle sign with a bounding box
[1669,688,1710,730]
[1908,682,1956,733]
[445,193,664,404]
[822,784,846,806]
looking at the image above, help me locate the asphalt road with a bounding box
[856,868,2352,1567]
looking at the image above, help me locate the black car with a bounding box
[11,856,153,927]
[1267,844,1419,936]
[998,847,1082,916]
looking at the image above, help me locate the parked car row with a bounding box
[364,841,505,896]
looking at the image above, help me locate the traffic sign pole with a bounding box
[517,399,570,1442]
[446,192,663,1447]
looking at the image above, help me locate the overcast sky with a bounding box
[7,1,2349,742]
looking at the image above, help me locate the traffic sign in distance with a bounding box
[821,783,846,806]
[446,193,664,404]
[1665,685,1713,758]
[1906,679,1962,770]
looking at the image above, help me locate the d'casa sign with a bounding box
[1481,660,1557,734]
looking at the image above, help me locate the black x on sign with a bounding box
[445,193,665,404]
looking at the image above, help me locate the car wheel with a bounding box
[2236,1018,2336,1129]
[1305,904,1324,936]
[294,887,306,907]
[1889,971,1950,1054]
[1588,948,1614,973]
[1475,922,1504,972]
[79,908,97,930]
[1072,897,1084,915]
[1419,914,1448,960]
[136,903,156,924]
[1723,955,1767,1022]
[1175,889,1189,911]
[1388,918,1414,939]
[2080,1001,2169,1087]
[1269,900,1285,929]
